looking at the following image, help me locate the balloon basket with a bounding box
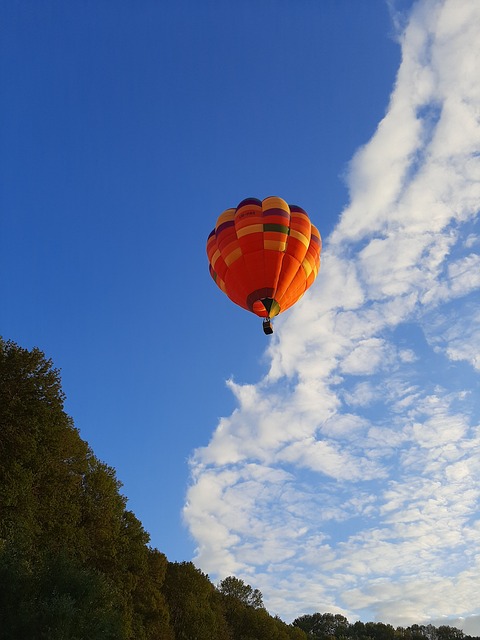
[262,319,273,335]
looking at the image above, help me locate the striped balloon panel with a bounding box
[277,223,321,312]
[234,196,291,309]
[206,240,227,295]
[207,196,321,318]
[273,206,312,303]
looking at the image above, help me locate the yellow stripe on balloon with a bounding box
[216,209,236,227]
[264,240,287,251]
[302,259,313,277]
[262,196,290,212]
[211,249,221,268]
[237,224,263,238]
[224,247,242,266]
[289,229,310,247]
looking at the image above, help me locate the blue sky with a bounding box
[2,0,480,632]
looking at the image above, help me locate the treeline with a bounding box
[0,338,303,639]
[292,613,480,640]
[0,338,477,640]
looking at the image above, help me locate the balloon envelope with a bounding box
[207,196,321,319]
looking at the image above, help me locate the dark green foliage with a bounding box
[292,614,480,640]
[163,561,230,640]
[219,575,265,609]
[0,339,173,639]
[293,613,350,639]
[132,549,174,640]
[0,339,89,552]
[395,626,477,640]
[0,544,124,639]
[217,577,306,640]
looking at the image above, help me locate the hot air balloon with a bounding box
[206,196,321,334]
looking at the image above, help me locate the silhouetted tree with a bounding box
[0,545,124,639]
[293,612,349,639]
[0,339,173,639]
[218,575,265,609]
[163,561,230,640]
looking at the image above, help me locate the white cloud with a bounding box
[185,0,480,630]
[343,381,381,407]
[340,338,395,375]
[424,302,480,371]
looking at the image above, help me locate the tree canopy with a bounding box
[292,614,480,640]
[0,338,303,639]
[218,575,265,609]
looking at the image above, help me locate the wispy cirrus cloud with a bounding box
[184,0,480,629]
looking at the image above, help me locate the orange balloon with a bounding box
[207,196,321,330]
